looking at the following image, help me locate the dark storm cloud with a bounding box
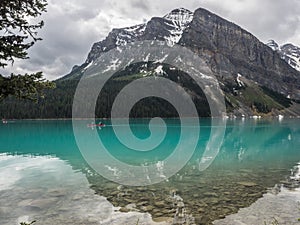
[1,0,299,80]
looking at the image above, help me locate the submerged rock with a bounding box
[237,182,258,187]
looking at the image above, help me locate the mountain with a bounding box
[266,40,300,72]
[86,8,193,63]
[266,40,280,51]
[1,7,300,119]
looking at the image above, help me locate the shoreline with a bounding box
[2,115,300,121]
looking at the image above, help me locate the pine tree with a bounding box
[0,0,55,102]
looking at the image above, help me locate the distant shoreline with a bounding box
[2,115,300,121]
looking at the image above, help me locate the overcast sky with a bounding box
[1,0,300,80]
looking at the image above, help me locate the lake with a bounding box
[0,118,300,225]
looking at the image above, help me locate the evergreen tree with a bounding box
[0,0,54,102]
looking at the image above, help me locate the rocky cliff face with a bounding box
[180,8,300,99]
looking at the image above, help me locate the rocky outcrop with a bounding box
[180,8,300,99]
[86,23,146,63]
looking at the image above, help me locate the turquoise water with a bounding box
[1,118,300,224]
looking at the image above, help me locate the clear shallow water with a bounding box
[0,154,164,225]
[0,119,300,224]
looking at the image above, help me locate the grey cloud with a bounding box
[130,0,150,12]
[199,0,300,45]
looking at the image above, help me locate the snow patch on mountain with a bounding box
[267,40,300,72]
[103,59,121,72]
[115,23,147,46]
[163,8,194,46]
[154,65,165,76]
[237,73,245,87]
[154,54,169,64]
[266,40,280,51]
[281,44,300,72]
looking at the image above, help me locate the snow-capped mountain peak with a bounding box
[162,8,194,46]
[115,8,194,48]
[267,40,300,72]
[163,8,194,25]
[281,43,300,72]
[86,9,195,63]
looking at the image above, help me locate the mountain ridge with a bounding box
[1,7,300,119]
[84,8,194,66]
[67,7,300,100]
[266,40,300,72]
[35,7,300,117]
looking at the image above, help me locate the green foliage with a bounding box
[261,86,292,108]
[0,0,47,67]
[0,63,211,119]
[253,101,271,114]
[0,0,54,102]
[0,72,55,102]
[227,81,287,114]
